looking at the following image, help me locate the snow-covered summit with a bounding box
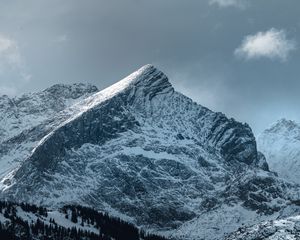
[264,118,300,135]
[71,64,173,115]
[92,64,172,98]
[43,83,98,99]
[258,118,300,184]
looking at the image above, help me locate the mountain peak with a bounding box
[76,65,174,113]
[258,118,300,184]
[137,63,156,72]
[265,118,299,134]
[43,83,98,99]
[109,64,173,95]
[129,64,173,99]
[276,118,297,125]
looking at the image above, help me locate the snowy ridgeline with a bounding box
[0,201,168,240]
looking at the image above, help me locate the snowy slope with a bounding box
[0,83,98,185]
[0,201,167,240]
[257,119,300,184]
[0,203,100,238]
[0,65,299,240]
[225,214,300,240]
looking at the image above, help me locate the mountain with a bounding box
[0,201,167,240]
[257,118,300,184]
[0,65,299,239]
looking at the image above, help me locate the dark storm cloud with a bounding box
[0,0,300,134]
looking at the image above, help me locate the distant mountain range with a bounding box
[258,118,300,185]
[0,65,299,239]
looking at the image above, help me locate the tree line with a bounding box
[0,201,169,240]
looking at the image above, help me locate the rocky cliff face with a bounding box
[0,65,299,240]
[258,118,300,184]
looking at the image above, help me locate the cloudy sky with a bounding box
[0,0,300,134]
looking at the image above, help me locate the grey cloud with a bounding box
[235,28,297,61]
[209,0,248,8]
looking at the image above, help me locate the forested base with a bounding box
[0,201,168,240]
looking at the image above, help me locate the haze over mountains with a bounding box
[0,65,299,239]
